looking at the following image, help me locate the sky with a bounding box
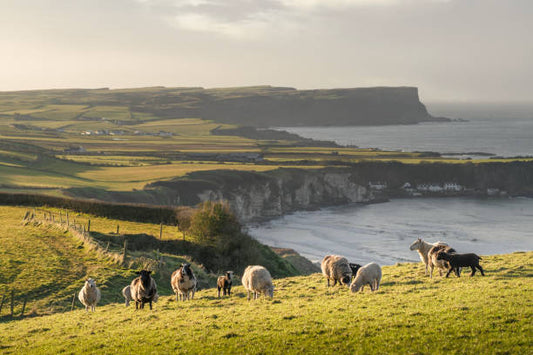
[0,0,531,102]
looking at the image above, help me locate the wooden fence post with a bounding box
[66,212,70,226]
[71,292,76,311]
[59,211,63,224]
[87,219,91,233]
[10,290,14,317]
[105,241,110,252]
[116,224,120,234]
[0,294,5,314]
[20,297,27,317]
[122,240,128,261]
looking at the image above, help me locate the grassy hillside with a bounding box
[0,250,530,354]
[0,205,300,317]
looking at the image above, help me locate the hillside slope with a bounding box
[0,251,531,354]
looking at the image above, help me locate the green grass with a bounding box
[0,248,530,354]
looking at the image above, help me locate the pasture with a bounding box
[0,248,531,354]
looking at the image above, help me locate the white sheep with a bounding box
[350,262,382,293]
[321,255,352,287]
[242,265,274,300]
[409,238,448,275]
[78,278,101,312]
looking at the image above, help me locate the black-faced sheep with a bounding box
[437,251,485,277]
[78,278,101,312]
[130,270,158,310]
[217,271,233,298]
[321,255,352,287]
[428,244,458,278]
[409,238,448,275]
[123,284,158,306]
[350,262,382,293]
[349,263,362,280]
[171,263,197,301]
[242,265,274,300]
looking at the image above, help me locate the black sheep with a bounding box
[349,263,362,280]
[436,251,485,278]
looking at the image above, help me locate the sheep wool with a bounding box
[78,278,101,312]
[350,262,382,293]
[242,265,274,300]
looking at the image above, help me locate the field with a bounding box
[0,216,531,354]
[2,87,531,198]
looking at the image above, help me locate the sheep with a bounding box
[242,265,274,300]
[350,262,382,293]
[171,263,197,301]
[130,270,158,310]
[427,244,459,278]
[321,255,352,287]
[437,251,485,277]
[217,271,233,298]
[123,285,158,307]
[78,278,101,312]
[409,238,448,275]
[349,263,362,281]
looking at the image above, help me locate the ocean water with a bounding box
[276,117,533,158]
[253,115,533,265]
[248,197,533,266]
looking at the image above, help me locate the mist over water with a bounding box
[248,198,533,266]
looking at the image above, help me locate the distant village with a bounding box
[368,181,506,197]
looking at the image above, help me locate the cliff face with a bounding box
[146,169,375,222]
[65,162,533,223]
[200,87,435,127]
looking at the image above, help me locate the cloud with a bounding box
[136,0,452,39]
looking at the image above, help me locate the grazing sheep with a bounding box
[242,265,274,300]
[350,262,382,293]
[428,244,458,278]
[321,255,352,287]
[217,271,233,298]
[130,270,158,310]
[437,251,485,277]
[171,263,197,301]
[123,285,158,306]
[78,278,101,312]
[409,238,448,275]
[349,263,362,280]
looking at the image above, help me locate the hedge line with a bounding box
[0,192,178,224]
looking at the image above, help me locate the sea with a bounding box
[249,106,533,265]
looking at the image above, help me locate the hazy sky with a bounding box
[0,0,531,102]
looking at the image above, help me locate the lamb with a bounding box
[78,278,101,312]
[409,238,448,275]
[321,255,352,287]
[242,265,274,300]
[122,285,158,307]
[171,263,197,301]
[349,263,362,280]
[217,271,233,298]
[350,262,382,293]
[427,244,458,278]
[437,251,485,277]
[130,270,158,310]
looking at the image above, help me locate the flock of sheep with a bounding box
[78,237,485,312]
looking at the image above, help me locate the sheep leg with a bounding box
[332,279,337,287]
[477,265,485,276]
[217,287,221,298]
[445,268,453,278]
[247,290,251,301]
[470,266,476,276]
[149,301,153,310]
[429,264,434,278]
[228,287,231,296]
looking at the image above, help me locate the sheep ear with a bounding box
[147,271,152,275]
[136,271,141,275]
